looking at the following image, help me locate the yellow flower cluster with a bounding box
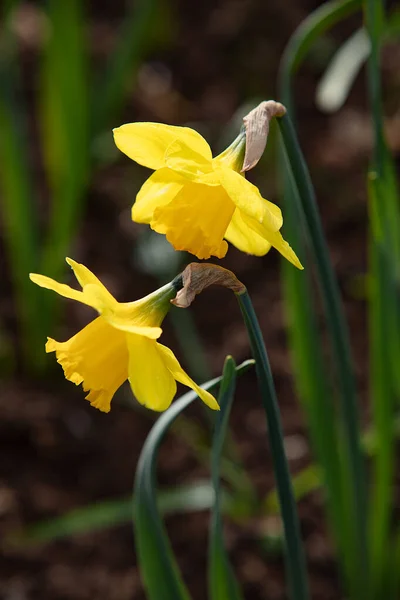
[30,115,303,413]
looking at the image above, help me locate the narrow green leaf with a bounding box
[316,28,370,113]
[133,360,253,600]
[279,175,348,576]
[277,1,364,589]
[279,0,362,104]
[278,113,368,599]
[208,357,243,600]
[39,0,89,297]
[265,415,400,511]
[11,481,220,545]
[264,465,321,514]
[368,177,396,595]
[0,8,45,369]
[365,0,400,596]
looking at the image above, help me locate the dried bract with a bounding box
[242,100,286,172]
[172,263,246,309]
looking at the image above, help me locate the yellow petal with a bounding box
[29,273,92,307]
[264,229,304,269]
[46,317,128,413]
[66,258,117,307]
[105,317,162,338]
[230,210,303,269]
[225,209,272,256]
[157,343,220,410]
[132,168,185,224]
[164,138,216,181]
[126,334,176,411]
[216,167,282,229]
[151,182,234,259]
[30,259,118,313]
[113,122,212,170]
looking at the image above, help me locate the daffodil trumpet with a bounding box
[113,108,303,268]
[29,258,219,413]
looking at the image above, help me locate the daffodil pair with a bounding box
[31,115,303,414]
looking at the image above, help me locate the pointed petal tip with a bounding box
[65,257,78,270]
[207,396,220,411]
[29,273,48,287]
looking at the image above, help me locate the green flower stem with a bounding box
[277,1,365,592]
[236,290,309,600]
[277,114,368,587]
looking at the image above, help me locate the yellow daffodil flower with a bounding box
[113,122,303,268]
[29,258,219,413]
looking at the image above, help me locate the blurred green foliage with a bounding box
[2,1,400,599]
[0,0,168,371]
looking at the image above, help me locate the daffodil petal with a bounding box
[66,258,117,306]
[30,273,115,314]
[231,211,303,269]
[216,167,283,229]
[164,138,215,181]
[105,318,162,338]
[225,209,272,256]
[132,168,185,223]
[113,122,212,170]
[46,317,128,413]
[157,343,220,410]
[264,229,304,269]
[29,273,91,307]
[126,334,176,411]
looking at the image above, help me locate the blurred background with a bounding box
[0,0,399,598]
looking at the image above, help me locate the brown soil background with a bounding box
[1,0,399,598]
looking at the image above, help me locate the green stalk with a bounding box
[278,157,350,580]
[236,290,309,600]
[278,114,368,595]
[277,1,363,588]
[365,0,399,596]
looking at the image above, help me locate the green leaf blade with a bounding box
[133,361,252,600]
[208,356,244,600]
